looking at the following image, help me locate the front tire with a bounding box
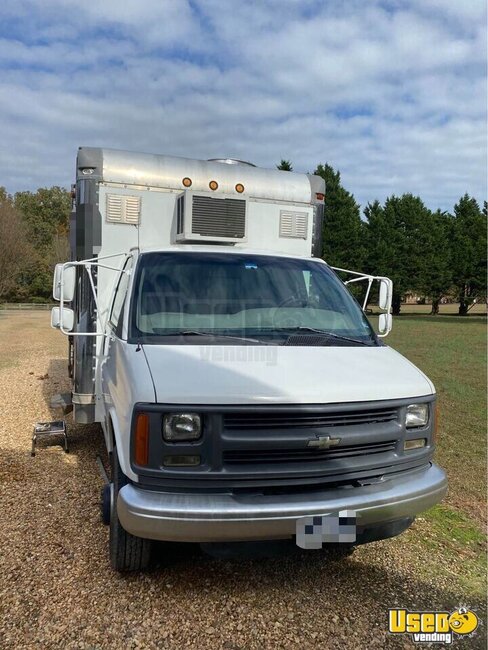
[109,448,152,571]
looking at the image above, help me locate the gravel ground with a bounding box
[0,312,485,649]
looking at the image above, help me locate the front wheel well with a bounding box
[104,415,116,454]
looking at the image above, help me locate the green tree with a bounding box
[364,194,432,315]
[314,163,365,269]
[15,186,71,248]
[451,194,487,315]
[0,189,32,300]
[277,159,293,171]
[14,187,71,299]
[420,210,453,314]
[363,199,392,274]
[0,186,11,203]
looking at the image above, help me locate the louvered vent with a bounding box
[191,196,246,238]
[176,194,185,234]
[279,211,308,239]
[106,194,141,224]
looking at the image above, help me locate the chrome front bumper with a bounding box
[117,463,447,543]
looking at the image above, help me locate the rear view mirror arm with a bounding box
[330,266,393,337]
[57,253,130,337]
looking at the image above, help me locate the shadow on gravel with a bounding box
[41,358,70,411]
[0,448,31,483]
[148,541,487,629]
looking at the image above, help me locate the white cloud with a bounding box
[0,0,485,211]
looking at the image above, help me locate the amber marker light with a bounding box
[316,192,325,201]
[235,183,245,193]
[182,177,192,187]
[209,180,219,190]
[134,413,149,466]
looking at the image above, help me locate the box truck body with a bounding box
[51,148,447,570]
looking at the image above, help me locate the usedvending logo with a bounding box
[388,607,479,644]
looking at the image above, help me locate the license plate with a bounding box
[296,510,357,549]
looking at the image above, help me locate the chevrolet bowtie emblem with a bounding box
[307,435,341,449]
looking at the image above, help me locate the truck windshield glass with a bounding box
[129,252,376,344]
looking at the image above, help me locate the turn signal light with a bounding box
[316,192,325,201]
[134,413,149,466]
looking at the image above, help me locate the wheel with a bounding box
[109,447,152,571]
[101,483,112,525]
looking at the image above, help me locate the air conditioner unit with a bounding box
[174,191,247,243]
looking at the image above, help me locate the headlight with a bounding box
[406,403,429,428]
[163,413,201,441]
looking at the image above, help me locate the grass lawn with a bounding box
[385,313,487,596]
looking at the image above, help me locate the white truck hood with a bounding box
[142,344,434,404]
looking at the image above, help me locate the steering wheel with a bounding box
[277,295,307,309]
[272,295,307,329]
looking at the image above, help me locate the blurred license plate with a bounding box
[296,511,357,549]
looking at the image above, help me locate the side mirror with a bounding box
[53,264,76,302]
[51,306,74,332]
[378,313,392,335]
[379,279,392,311]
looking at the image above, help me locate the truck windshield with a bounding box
[129,252,377,345]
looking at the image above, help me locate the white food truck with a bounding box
[51,147,447,570]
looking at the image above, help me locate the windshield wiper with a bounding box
[152,330,268,344]
[274,326,373,346]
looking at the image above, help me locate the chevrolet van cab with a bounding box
[51,147,447,570]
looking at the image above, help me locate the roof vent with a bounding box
[207,158,256,167]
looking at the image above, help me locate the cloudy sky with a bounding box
[0,0,486,211]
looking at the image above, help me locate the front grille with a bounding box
[224,440,397,465]
[133,400,430,492]
[224,407,398,430]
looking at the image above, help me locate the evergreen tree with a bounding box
[276,160,293,171]
[314,163,365,269]
[364,194,432,315]
[451,194,487,315]
[420,210,453,314]
[363,199,389,274]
